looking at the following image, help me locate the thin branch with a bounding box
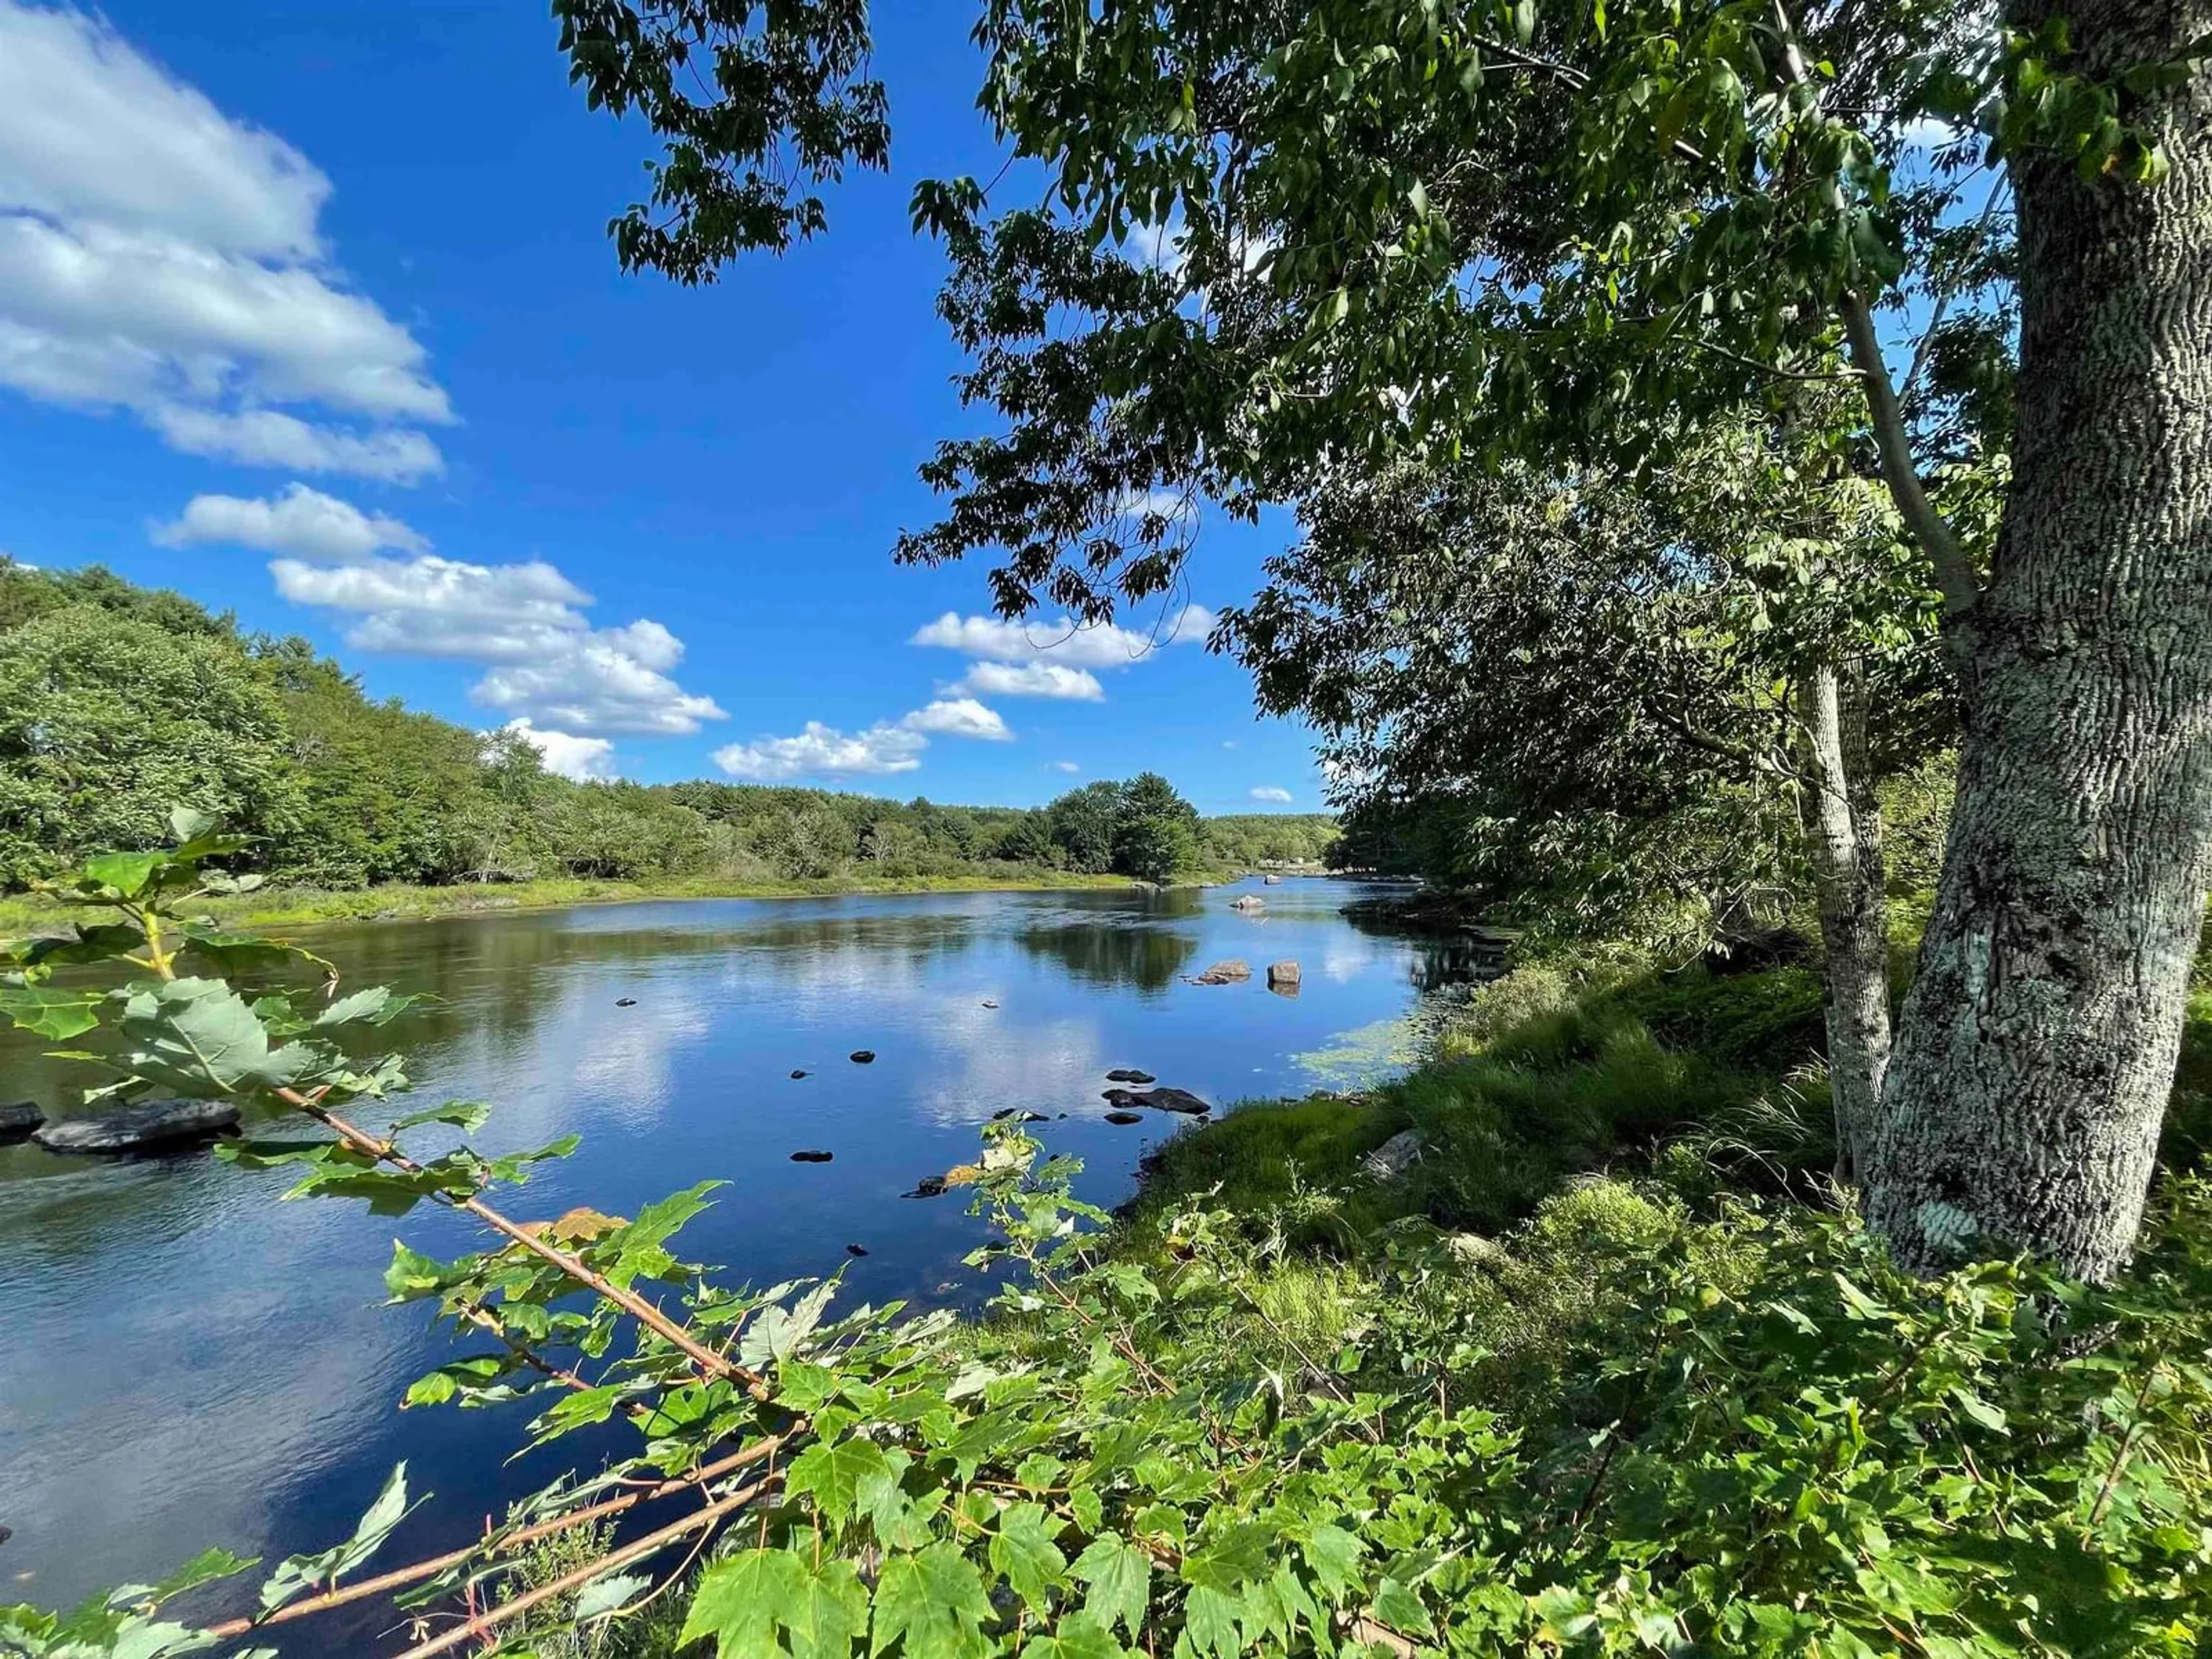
[279,1086,770,1401]
[388,1475,773,1659]
[1764,0,1980,623]
[203,1437,790,1641]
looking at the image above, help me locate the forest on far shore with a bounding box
[0,560,1335,893]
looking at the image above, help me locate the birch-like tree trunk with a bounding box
[1797,664,1892,1181]
[1864,0,2212,1279]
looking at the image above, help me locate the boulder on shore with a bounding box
[1104,1068,1156,1084]
[1362,1129,1424,1181]
[1101,1085,1210,1116]
[1187,959,1251,986]
[0,1101,44,1139]
[33,1099,240,1155]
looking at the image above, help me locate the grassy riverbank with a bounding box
[0,865,1149,933]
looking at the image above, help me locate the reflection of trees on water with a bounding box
[1339,904,1511,994]
[1017,923,1200,993]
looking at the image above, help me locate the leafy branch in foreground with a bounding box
[3,817,2209,1657]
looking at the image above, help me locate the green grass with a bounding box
[0,866,1142,933]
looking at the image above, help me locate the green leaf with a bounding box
[1025,1613,1127,1659]
[0,985,106,1040]
[786,1437,893,1524]
[389,1101,492,1136]
[169,806,218,844]
[83,851,168,899]
[1073,1535,1151,1635]
[116,977,318,1097]
[259,1463,416,1612]
[870,1544,994,1659]
[988,1502,1067,1607]
[683,1551,867,1659]
[573,1570,653,1623]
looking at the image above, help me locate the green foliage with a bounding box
[11,824,2211,1658]
[0,565,1292,906]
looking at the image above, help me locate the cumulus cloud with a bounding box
[714,722,927,781]
[153,482,426,560]
[911,603,1214,671]
[902,698,1013,742]
[1249,786,1294,804]
[502,718,617,782]
[168,489,724,738]
[948,660,1105,702]
[0,3,449,477]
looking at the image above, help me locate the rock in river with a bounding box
[1104,1068,1156,1084]
[790,1149,835,1164]
[907,1175,949,1199]
[1187,959,1251,986]
[615,997,638,1007]
[845,1243,870,1257]
[790,1069,810,1080]
[850,1050,877,1065]
[1267,960,1301,987]
[1104,1111,1145,1126]
[1101,1086,1210,1116]
[0,1101,43,1139]
[1230,895,1265,911]
[33,1099,239,1154]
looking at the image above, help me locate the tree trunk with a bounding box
[1797,664,1892,1182]
[1864,0,2212,1281]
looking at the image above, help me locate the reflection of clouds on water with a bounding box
[571,994,715,1130]
[1321,934,1386,983]
[914,1012,1107,1128]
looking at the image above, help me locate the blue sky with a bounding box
[0,1,1320,813]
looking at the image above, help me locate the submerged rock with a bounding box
[990,1108,1048,1123]
[980,999,999,1010]
[1101,1086,1210,1116]
[33,1099,239,1155]
[845,1243,869,1257]
[1362,1129,1425,1181]
[790,1069,810,1080]
[1187,959,1251,986]
[0,1101,43,1139]
[790,1149,834,1164]
[1104,1110,1145,1126]
[615,997,638,1007]
[850,1050,877,1065]
[1104,1068,1156,1084]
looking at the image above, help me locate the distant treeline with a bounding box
[0,563,1335,890]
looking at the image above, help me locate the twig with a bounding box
[203,1437,789,1640]
[278,1086,770,1401]
[389,1475,773,1659]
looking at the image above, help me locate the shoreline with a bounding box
[0,868,1161,934]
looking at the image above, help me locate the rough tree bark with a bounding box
[1797,664,1893,1182]
[1864,0,2212,1280]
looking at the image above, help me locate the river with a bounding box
[0,877,1478,1635]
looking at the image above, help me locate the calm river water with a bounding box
[0,877,1474,1638]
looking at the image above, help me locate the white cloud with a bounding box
[1222,740,1237,749]
[502,718,617,782]
[948,660,1105,702]
[714,722,927,781]
[911,603,1214,670]
[148,407,445,482]
[153,482,426,560]
[1049,760,1081,774]
[902,698,1013,742]
[1249,786,1294,804]
[0,3,449,478]
[259,547,721,737]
